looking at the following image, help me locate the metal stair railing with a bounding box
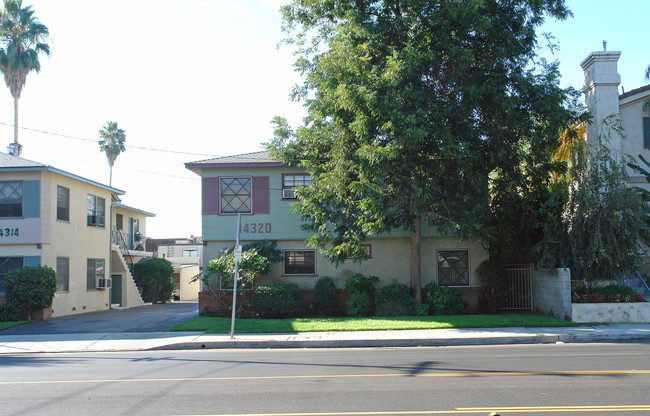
[111,227,134,271]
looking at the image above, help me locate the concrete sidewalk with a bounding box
[1,324,650,354]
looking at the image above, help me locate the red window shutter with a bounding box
[202,177,220,215]
[252,176,270,214]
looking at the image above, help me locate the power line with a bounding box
[0,121,222,157]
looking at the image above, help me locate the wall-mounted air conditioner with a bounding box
[283,188,297,199]
[97,278,112,289]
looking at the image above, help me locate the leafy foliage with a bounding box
[374,283,415,317]
[132,258,175,304]
[207,240,282,291]
[313,276,337,317]
[271,0,578,300]
[475,260,508,313]
[5,266,56,317]
[423,282,467,316]
[0,301,22,321]
[572,282,644,303]
[252,283,303,318]
[539,117,650,280]
[344,274,377,317]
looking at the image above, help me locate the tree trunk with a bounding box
[410,214,422,305]
[13,96,20,157]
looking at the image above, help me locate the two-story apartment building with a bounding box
[185,151,488,311]
[0,152,153,317]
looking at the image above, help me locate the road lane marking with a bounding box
[1,369,649,385]
[173,406,650,415]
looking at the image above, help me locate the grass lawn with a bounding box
[0,321,29,331]
[170,314,576,334]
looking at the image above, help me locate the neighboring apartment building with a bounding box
[185,151,487,310]
[0,152,153,317]
[580,49,650,267]
[147,237,202,300]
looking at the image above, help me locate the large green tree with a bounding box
[271,0,576,303]
[0,0,50,157]
[98,121,126,186]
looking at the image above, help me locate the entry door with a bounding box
[111,274,122,305]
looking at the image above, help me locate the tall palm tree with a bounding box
[0,0,50,157]
[98,121,126,186]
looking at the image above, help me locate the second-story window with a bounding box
[282,174,312,199]
[87,194,105,227]
[0,181,22,217]
[220,177,251,214]
[57,186,70,221]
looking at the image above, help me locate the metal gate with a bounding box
[503,265,533,310]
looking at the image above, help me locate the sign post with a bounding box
[229,213,242,338]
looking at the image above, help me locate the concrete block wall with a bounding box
[532,268,571,320]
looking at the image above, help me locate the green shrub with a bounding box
[476,260,507,313]
[252,284,302,318]
[344,274,378,317]
[423,282,467,315]
[571,282,644,303]
[5,266,57,318]
[0,303,21,322]
[375,283,415,316]
[345,291,372,317]
[132,258,176,303]
[344,274,378,295]
[313,276,337,316]
[415,304,430,316]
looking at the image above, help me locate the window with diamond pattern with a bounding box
[0,181,22,217]
[220,177,251,213]
[437,250,469,286]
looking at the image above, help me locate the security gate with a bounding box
[503,265,533,310]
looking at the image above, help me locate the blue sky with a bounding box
[0,0,648,238]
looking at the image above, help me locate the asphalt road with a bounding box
[1,343,649,415]
[0,301,198,335]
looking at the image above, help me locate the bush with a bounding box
[313,276,337,316]
[572,282,645,303]
[375,283,415,316]
[5,266,57,318]
[132,258,176,303]
[0,303,21,322]
[252,284,302,318]
[423,282,467,315]
[476,260,507,313]
[345,291,372,317]
[344,274,378,317]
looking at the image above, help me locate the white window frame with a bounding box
[282,173,312,200]
[56,256,70,292]
[87,194,105,227]
[86,258,105,290]
[57,185,70,221]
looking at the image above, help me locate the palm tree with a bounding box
[98,121,126,186]
[0,0,50,157]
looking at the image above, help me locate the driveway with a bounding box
[0,301,199,335]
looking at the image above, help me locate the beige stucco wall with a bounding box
[203,236,487,291]
[45,171,114,317]
[174,265,201,300]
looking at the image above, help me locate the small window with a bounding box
[284,250,316,275]
[56,257,69,292]
[0,181,23,217]
[220,177,251,214]
[87,258,105,290]
[87,194,105,226]
[346,244,372,259]
[0,257,23,293]
[57,186,70,221]
[282,174,312,199]
[182,250,199,257]
[116,213,123,229]
[437,250,470,286]
[643,117,650,149]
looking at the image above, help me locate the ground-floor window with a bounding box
[284,250,316,276]
[56,257,69,292]
[0,257,23,293]
[86,258,105,290]
[437,250,470,286]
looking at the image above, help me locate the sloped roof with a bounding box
[620,84,650,100]
[185,150,284,172]
[0,151,125,195]
[0,152,46,168]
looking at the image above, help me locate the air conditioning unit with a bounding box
[97,278,112,289]
[283,188,297,199]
